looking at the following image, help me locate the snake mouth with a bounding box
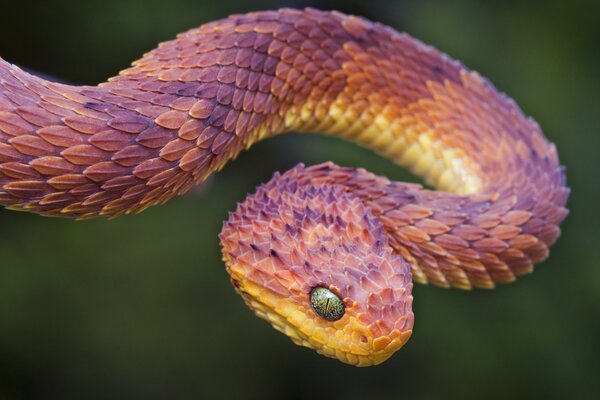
[248,288,413,366]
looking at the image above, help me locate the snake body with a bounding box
[0,9,569,366]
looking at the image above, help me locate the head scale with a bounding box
[219,164,414,366]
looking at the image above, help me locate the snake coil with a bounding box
[0,9,569,366]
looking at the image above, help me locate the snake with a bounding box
[0,8,569,366]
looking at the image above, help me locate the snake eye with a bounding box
[310,287,345,321]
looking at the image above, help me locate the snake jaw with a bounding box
[220,167,414,366]
[224,252,414,366]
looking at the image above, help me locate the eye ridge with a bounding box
[310,286,345,321]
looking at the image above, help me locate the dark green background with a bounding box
[0,0,598,399]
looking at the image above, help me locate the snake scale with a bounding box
[0,9,569,366]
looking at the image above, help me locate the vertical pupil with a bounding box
[310,287,345,321]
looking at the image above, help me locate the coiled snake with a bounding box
[0,9,569,366]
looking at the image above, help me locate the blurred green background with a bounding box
[0,0,598,399]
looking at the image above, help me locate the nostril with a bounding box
[360,335,368,344]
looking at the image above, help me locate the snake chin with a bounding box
[220,164,414,366]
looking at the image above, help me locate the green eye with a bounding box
[310,287,345,321]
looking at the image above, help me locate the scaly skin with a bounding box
[0,9,569,366]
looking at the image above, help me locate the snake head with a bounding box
[220,164,414,366]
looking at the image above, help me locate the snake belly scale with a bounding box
[0,9,569,366]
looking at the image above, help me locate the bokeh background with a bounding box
[0,0,598,399]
